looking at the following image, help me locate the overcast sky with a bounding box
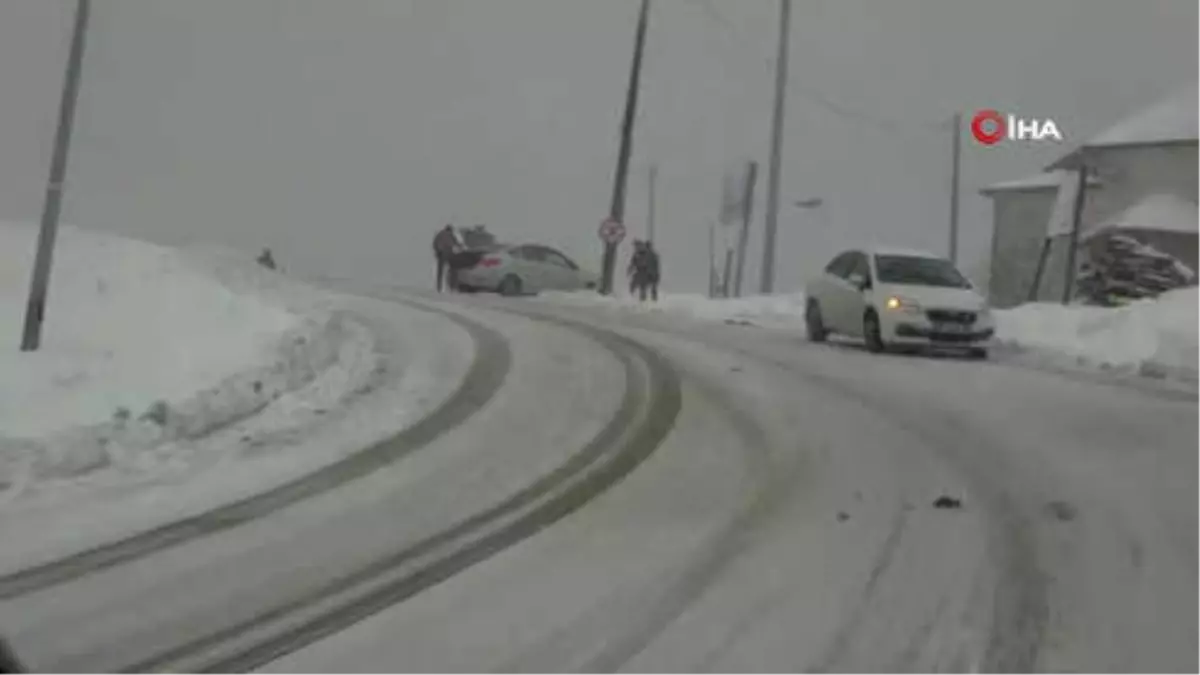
[0,0,1195,293]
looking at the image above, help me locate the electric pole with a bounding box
[948,111,962,265]
[21,0,91,352]
[733,161,758,297]
[600,0,650,295]
[1062,161,1089,304]
[759,0,791,294]
[647,163,658,243]
[707,220,716,298]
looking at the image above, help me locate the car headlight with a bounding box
[884,296,922,313]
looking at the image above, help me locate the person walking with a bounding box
[628,240,656,302]
[627,240,646,299]
[432,224,461,292]
[644,240,661,301]
[256,247,277,271]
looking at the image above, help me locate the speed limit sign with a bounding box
[598,218,627,244]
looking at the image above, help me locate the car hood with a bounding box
[876,283,987,311]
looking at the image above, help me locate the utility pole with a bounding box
[600,0,650,295]
[722,247,735,297]
[948,111,962,265]
[707,221,716,297]
[1062,161,1088,304]
[21,0,90,352]
[646,163,658,243]
[733,161,758,297]
[759,0,791,295]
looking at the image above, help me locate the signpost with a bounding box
[599,218,627,245]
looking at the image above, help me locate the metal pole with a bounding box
[733,161,758,297]
[708,221,716,297]
[948,111,962,265]
[722,247,735,297]
[647,164,657,243]
[1027,237,1052,302]
[600,0,650,295]
[759,0,791,294]
[1062,163,1088,304]
[21,0,91,352]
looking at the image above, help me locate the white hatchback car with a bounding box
[804,247,995,357]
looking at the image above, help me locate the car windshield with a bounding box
[874,255,971,289]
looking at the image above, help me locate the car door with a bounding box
[542,248,581,290]
[815,251,855,332]
[507,246,546,291]
[838,252,874,336]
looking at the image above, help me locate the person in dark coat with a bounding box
[628,240,658,301]
[432,224,461,292]
[644,240,661,301]
[627,240,646,298]
[256,248,277,271]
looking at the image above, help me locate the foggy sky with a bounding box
[0,0,1195,293]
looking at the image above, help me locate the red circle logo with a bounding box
[970,109,1006,146]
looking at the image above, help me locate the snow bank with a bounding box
[993,288,1199,381]
[543,287,1199,383]
[1086,193,1199,239]
[540,290,809,328]
[0,223,373,494]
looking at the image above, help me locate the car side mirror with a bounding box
[847,273,870,291]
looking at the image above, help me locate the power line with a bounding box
[689,0,950,137]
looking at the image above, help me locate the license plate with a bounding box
[933,322,968,334]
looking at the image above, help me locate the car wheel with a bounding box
[805,300,828,342]
[863,310,886,353]
[498,274,523,297]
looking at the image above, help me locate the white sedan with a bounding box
[455,243,599,296]
[804,247,995,357]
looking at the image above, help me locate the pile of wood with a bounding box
[1077,233,1196,306]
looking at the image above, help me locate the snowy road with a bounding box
[270,293,1197,673]
[1,290,1195,672]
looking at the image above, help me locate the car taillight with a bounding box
[479,257,502,267]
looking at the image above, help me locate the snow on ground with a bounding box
[0,222,313,487]
[0,223,470,571]
[992,287,1199,381]
[540,290,809,329]
[541,286,1199,381]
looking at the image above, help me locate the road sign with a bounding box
[599,218,627,244]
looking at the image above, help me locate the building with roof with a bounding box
[982,83,1198,307]
[981,171,1104,307]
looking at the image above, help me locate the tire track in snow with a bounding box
[0,300,511,600]
[539,307,1047,672]
[488,346,783,674]
[714,341,1049,673]
[117,302,682,673]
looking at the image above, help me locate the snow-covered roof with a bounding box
[1049,83,1199,170]
[980,169,1102,195]
[1083,192,1199,241]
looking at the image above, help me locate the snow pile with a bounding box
[540,290,809,328]
[1085,193,1199,239]
[993,287,1199,381]
[0,223,374,494]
